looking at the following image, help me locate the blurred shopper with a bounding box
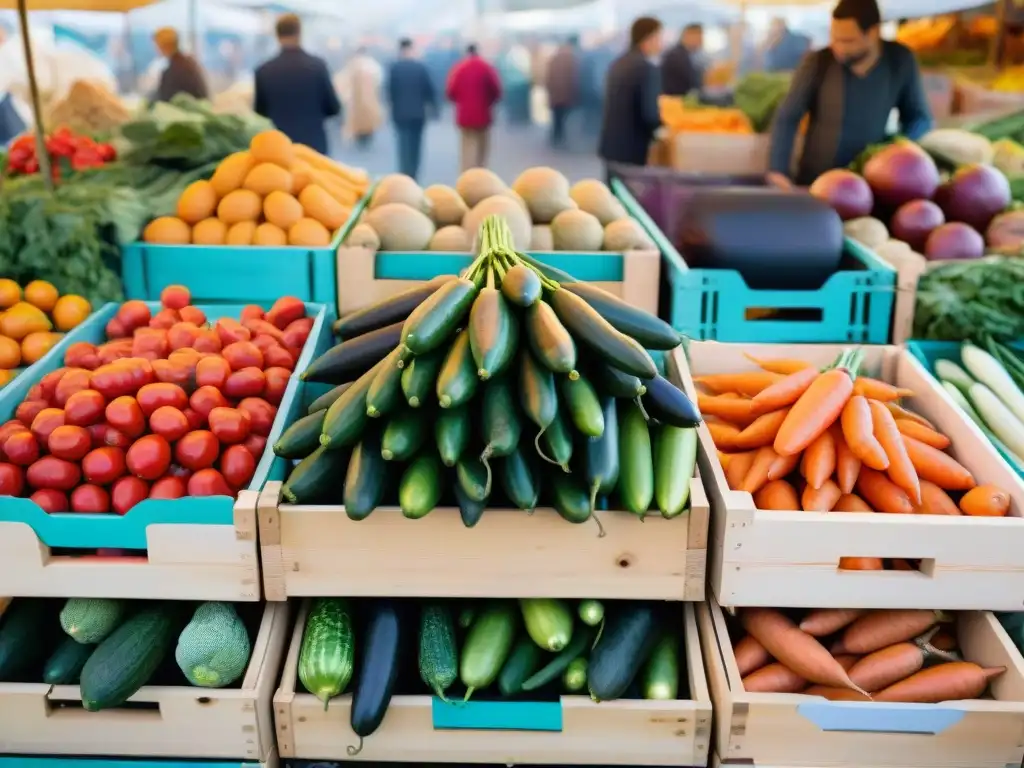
[499,40,533,126]
[598,17,663,177]
[546,35,581,147]
[337,47,384,149]
[768,0,932,187]
[152,27,208,102]
[447,44,502,171]
[386,38,437,180]
[254,14,340,155]
[763,18,812,72]
[661,24,704,97]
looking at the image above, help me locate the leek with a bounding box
[934,359,975,394]
[969,383,1024,466]
[962,344,1024,425]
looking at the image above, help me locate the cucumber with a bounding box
[400,452,443,519]
[498,635,544,697]
[401,277,479,356]
[500,263,542,307]
[419,603,458,701]
[481,378,521,460]
[588,603,658,702]
[175,602,250,689]
[561,375,604,438]
[525,300,577,378]
[578,600,605,627]
[302,322,402,384]
[550,472,592,524]
[585,396,619,503]
[401,347,445,408]
[642,632,680,700]
[618,400,654,517]
[460,601,517,700]
[308,382,353,415]
[349,600,402,754]
[455,481,488,528]
[563,657,588,692]
[541,410,574,472]
[521,625,595,691]
[500,446,539,511]
[468,284,518,381]
[654,426,697,519]
[59,598,125,644]
[282,444,349,504]
[365,347,406,418]
[548,288,657,379]
[435,406,470,467]
[43,636,94,684]
[456,456,490,502]
[520,349,557,430]
[334,275,455,339]
[520,598,574,652]
[518,252,577,283]
[458,605,476,629]
[274,410,326,459]
[642,375,702,428]
[343,429,389,521]
[320,357,387,449]
[381,410,429,461]
[0,599,55,680]
[592,360,646,399]
[436,329,478,409]
[563,282,682,350]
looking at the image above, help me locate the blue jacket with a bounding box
[254,48,341,154]
[598,49,662,166]
[387,58,437,125]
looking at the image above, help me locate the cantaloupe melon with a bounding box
[192,218,228,246]
[370,174,429,212]
[456,168,507,208]
[551,209,604,251]
[210,152,255,198]
[217,189,262,224]
[530,225,554,251]
[365,203,435,251]
[177,180,218,225]
[226,221,258,246]
[289,218,332,247]
[264,191,304,231]
[243,163,293,197]
[345,223,381,250]
[425,185,469,227]
[463,195,531,250]
[143,216,191,245]
[603,218,654,251]
[254,223,288,246]
[512,167,574,224]
[250,129,295,168]
[570,179,627,225]
[429,226,471,251]
[299,184,349,231]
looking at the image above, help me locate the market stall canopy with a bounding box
[0,0,159,9]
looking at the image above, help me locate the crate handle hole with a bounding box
[744,307,824,323]
[617,555,634,569]
[197,696,212,704]
[837,557,936,575]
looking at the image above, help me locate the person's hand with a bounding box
[766,171,793,191]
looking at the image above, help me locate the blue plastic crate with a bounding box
[612,178,898,344]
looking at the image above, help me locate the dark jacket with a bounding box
[254,47,342,154]
[661,44,702,97]
[546,47,580,108]
[387,57,437,125]
[598,49,662,166]
[156,53,208,102]
[446,55,502,130]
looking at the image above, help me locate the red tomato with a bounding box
[137,382,189,416]
[283,317,315,349]
[182,407,205,430]
[31,488,68,513]
[222,341,263,371]
[150,475,187,499]
[174,430,219,471]
[151,360,193,388]
[48,425,92,461]
[100,425,132,450]
[0,463,25,495]
[188,468,233,497]
[97,340,133,365]
[91,363,140,400]
[251,335,282,357]
[149,308,180,330]
[190,386,229,419]
[220,444,256,488]
[26,456,80,491]
[15,400,49,428]
[168,322,201,351]
[263,367,290,405]
[82,446,126,485]
[192,330,222,354]
[105,396,146,438]
[54,368,92,407]
[30,408,65,444]
[243,318,285,343]
[266,296,306,330]
[208,407,250,445]
[215,318,251,346]
[224,367,266,399]
[179,306,207,326]
[111,475,149,515]
[0,421,29,450]
[240,304,264,322]
[166,463,193,479]
[195,357,231,389]
[131,327,169,359]
[243,433,268,460]
[168,349,202,377]
[3,430,38,466]
[126,434,172,481]
[26,384,45,402]
[263,346,295,371]
[238,397,277,437]
[65,342,101,370]
[149,406,190,442]
[64,389,106,427]
[117,300,152,331]
[160,285,191,311]
[37,368,68,400]
[105,317,128,339]
[71,484,110,513]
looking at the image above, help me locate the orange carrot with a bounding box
[895,420,951,450]
[833,426,861,494]
[698,393,757,425]
[833,493,874,513]
[930,628,958,652]
[901,435,976,491]
[718,451,735,470]
[848,643,927,692]
[741,446,778,494]
[740,608,868,695]
[744,353,814,375]
[767,451,800,481]
[913,480,962,516]
[839,556,884,570]
[775,368,856,457]
[886,402,935,430]
[726,451,756,491]
[800,429,836,489]
[835,610,944,655]
[873,662,1005,703]
[804,685,871,701]
[733,408,790,450]
[754,479,800,510]
[891,559,917,571]
[853,377,914,401]
[802,478,842,512]
[856,468,914,514]
[799,609,865,636]
[959,484,1011,517]
[869,398,921,505]
[835,654,860,671]
[734,635,772,676]
[751,366,819,416]
[841,396,889,471]
[708,420,742,450]
[743,662,807,693]
[694,371,782,396]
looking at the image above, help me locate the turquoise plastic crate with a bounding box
[0,300,331,552]
[372,250,625,282]
[612,178,898,343]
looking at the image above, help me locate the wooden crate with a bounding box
[698,597,1024,768]
[274,599,712,765]
[672,343,1024,610]
[0,755,277,768]
[0,603,289,761]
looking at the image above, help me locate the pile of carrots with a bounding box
[734,607,1005,702]
[697,351,1014,536]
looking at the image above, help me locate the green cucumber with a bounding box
[335,275,455,339]
[435,406,470,467]
[349,600,402,754]
[578,600,605,627]
[298,601,354,707]
[343,429,388,521]
[43,636,94,684]
[0,600,58,680]
[436,329,478,409]
[302,322,401,384]
[481,378,521,460]
[308,382,352,415]
[282,445,349,504]
[456,456,490,502]
[520,349,557,430]
[401,347,445,408]
[618,399,654,517]
[521,625,595,691]
[642,632,680,700]
[460,601,517,700]
[500,263,543,307]
[365,347,405,418]
[654,426,698,519]
[500,446,539,511]
[381,410,429,461]
[274,410,327,460]
[563,657,588,692]
[592,361,646,399]
[400,452,443,519]
[518,252,577,283]
[520,598,574,652]
[550,472,592,524]
[60,598,125,644]
[419,603,458,701]
[455,482,488,528]
[541,410,574,472]
[176,602,251,689]
[563,282,682,350]
[585,396,619,504]
[525,300,577,378]
[458,605,476,629]
[561,374,604,438]
[401,277,479,355]
[498,635,544,697]
[468,283,518,381]
[320,357,387,449]
[588,603,658,702]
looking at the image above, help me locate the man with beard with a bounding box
[767,0,932,188]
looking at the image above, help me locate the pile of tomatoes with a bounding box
[0,286,312,515]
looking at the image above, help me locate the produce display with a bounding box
[0,286,314,517]
[660,72,792,134]
[5,128,117,178]
[141,129,370,248]
[277,215,698,528]
[343,167,654,252]
[0,597,254,706]
[731,606,1004,703]
[45,80,133,138]
[296,596,686,754]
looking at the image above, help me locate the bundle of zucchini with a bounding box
[275,214,701,527]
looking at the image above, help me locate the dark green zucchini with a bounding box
[320,358,387,449]
[456,456,490,502]
[399,452,444,519]
[592,361,646,399]
[541,410,573,472]
[343,429,389,521]
[334,275,455,339]
[348,600,403,756]
[365,347,406,418]
[561,375,604,438]
[642,632,680,700]
[43,635,95,684]
[381,410,429,462]
[549,472,591,525]
[517,253,577,284]
[642,375,701,428]
[481,378,521,460]
[282,445,349,504]
[273,410,326,460]
[500,446,539,511]
[454,482,488,528]
[435,406,470,467]
[401,347,445,408]
[0,599,56,680]
[588,603,658,702]
[401,277,479,356]
[301,322,402,384]
[585,396,620,502]
[498,636,544,697]
[521,625,595,691]
[500,263,543,307]
[307,382,353,415]
[564,282,682,350]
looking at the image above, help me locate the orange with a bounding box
[23,280,59,313]
[51,295,92,331]
[21,331,63,365]
[0,370,13,389]
[0,336,20,369]
[0,302,51,340]
[0,279,21,309]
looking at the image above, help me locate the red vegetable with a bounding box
[71,484,110,513]
[4,431,39,466]
[148,406,190,442]
[282,317,314,349]
[924,222,985,261]
[82,447,127,485]
[890,199,944,252]
[111,475,149,515]
[64,389,106,427]
[16,400,49,427]
[174,430,220,471]
[809,169,874,220]
[91,363,140,400]
[160,285,191,311]
[208,407,250,444]
[222,341,263,371]
[862,141,940,208]
[126,434,172,481]
[190,386,229,419]
[105,396,146,438]
[48,425,92,461]
[26,456,81,491]
[224,367,266,399]
[188,468,234,496]
[196,356,232,389]
[934,164,1011,232]
[30,488,68,513]
[30,408,66,444]
[263,346,295,371]
[238,397,277,437]
[149,475,187,499]
[220,444,256,488]
[0,463,25,496]
[215,318,251,346]
[179,306,207,326]
[136,382,188,416]
[54,369,93,407]
[117,300,152,332]
[266,296,305,330]
[243,433,268,460]
[263,367,290,405]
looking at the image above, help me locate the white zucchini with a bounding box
[961,344,1024,424]
[935,359,975,394]
[969,383,1024,463]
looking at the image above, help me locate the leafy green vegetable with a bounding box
[732,72,791,133]
[913,257,1024,342]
